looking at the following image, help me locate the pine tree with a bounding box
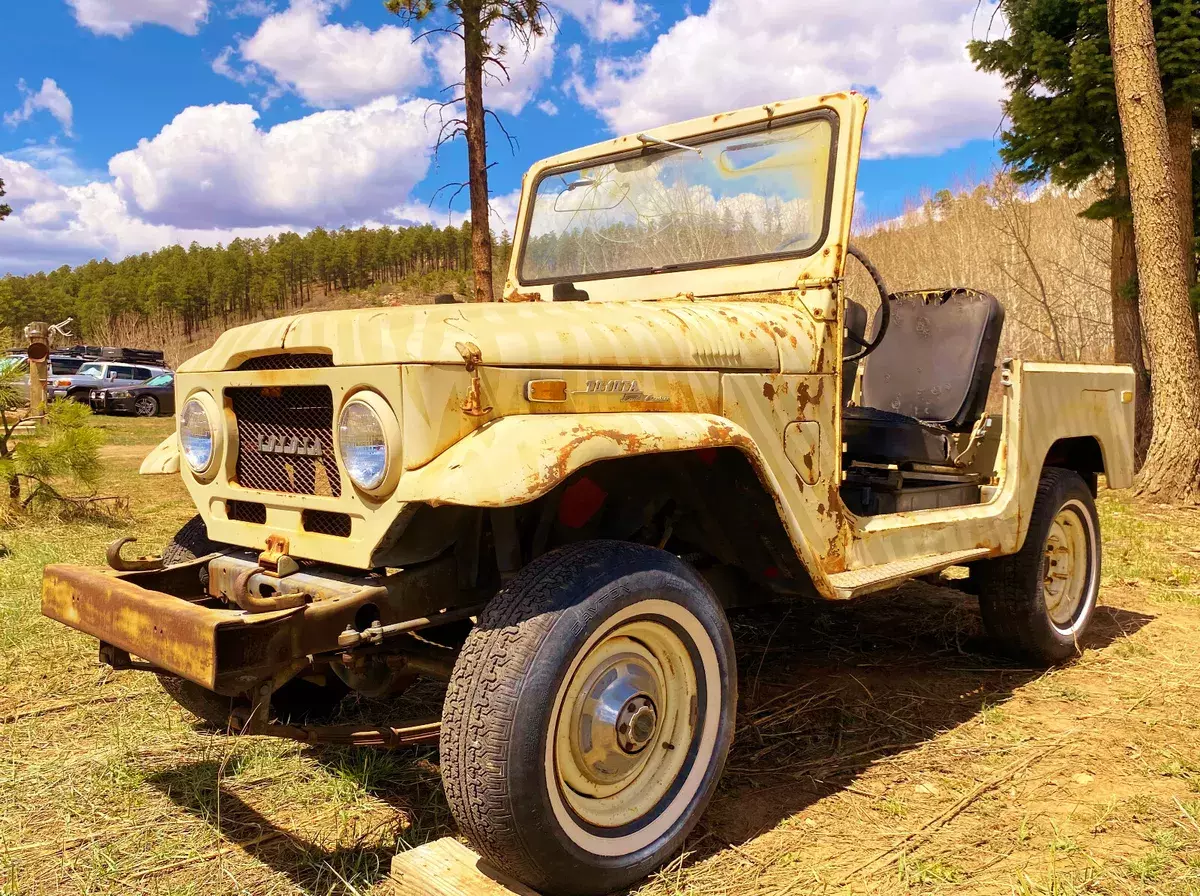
[1111,0,1200,502]
[0,178,11,222]
[970,0,1200,466]
[385,0,548,302]
[0,336,103,513]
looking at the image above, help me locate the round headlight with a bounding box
[180,397,215,473]
[338,399,389,491]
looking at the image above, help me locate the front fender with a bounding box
[394,413,758,507]
[140,432,180,475]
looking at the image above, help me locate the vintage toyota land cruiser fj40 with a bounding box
[43,91,1134,895]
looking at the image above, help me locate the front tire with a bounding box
[135,395,159,417]
[976,468,1101,665]
[440,541,736,896]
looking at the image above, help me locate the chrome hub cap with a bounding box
[572,652,661,784]
[1043,505,1089,628]
[553,619,699,828]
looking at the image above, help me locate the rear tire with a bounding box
[976,468,1101,665]
[440,541,736,896]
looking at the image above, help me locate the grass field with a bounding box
[1,417,1199,895]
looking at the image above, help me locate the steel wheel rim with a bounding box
[553,618,698,829]
[1043,500,1093,630]
[135,396,156,416]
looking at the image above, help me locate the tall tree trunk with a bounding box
[463,7,494,303]
[1166,102,1196,287]
[1110,0,1200,502]
[1110,174,1152,468]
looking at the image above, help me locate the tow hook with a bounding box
[231,564,309,613]
[230,534,308,613]
[106,537,163,572]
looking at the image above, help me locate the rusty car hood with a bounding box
[178,299,817,373]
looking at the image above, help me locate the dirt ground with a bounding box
[1,417,1198,895]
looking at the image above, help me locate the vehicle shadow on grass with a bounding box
[146,742,453,894]
[693,579,1153,857]
[147,581,1151,894]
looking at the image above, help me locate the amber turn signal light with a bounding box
[525,379,568,402]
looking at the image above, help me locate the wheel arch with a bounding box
[397,413,767,508]
[1043,435,1106,496]
[387,414,817,598]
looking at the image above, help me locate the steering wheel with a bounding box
[842,243,892,364]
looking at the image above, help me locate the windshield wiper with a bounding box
[636,133,702,155]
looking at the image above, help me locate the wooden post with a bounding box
[23,321,50,417]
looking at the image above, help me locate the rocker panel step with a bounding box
[827,548,991,599]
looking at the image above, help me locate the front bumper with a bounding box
[42,562,305,693]
[41,553,461,695]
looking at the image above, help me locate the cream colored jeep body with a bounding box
[43,91,1133,896]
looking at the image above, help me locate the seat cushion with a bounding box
[843,405,953,467]
[860,288,1004,431]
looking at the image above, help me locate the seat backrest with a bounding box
[842,299,868,405]
[860,288,1004,431]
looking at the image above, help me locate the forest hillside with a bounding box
[1,174,1114,367]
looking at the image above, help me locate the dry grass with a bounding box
[2,420,1199,895]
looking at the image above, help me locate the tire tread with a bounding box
[976,467,1098,664]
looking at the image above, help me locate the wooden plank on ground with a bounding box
[386,837,542,896]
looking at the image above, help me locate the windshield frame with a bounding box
[515,108,840,287]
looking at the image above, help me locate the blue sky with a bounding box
[1,0,1007,275]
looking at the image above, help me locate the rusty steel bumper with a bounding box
[41,553,465,696]
[42,563,306,694]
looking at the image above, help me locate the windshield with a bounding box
[519,114,836,284]
[78,363,103,377]
[145,374,172,386]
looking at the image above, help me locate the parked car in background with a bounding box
[89,373,175,417]
[1,352,89,404]
[52,360,169,403]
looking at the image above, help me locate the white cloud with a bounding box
[537,99,559,116]
[555,0,650,41]
[220,0,429,109]
[4,79,75,136]
[228,0,275,16]
[0,156,286,273]
[575,0,1006,158]
[108,97,437,229]
[433,23,555,115]
[0,92,446,275]
[65,0,210,36]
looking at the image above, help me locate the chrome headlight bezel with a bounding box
[179,392,221,478]
[337,390,401,496]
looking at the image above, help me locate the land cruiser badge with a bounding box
[574,380,669,403]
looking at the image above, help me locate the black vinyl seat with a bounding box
[842,288,1004,468]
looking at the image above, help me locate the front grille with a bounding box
[229,385,341,497]
[237,353,334,371]
[303,509,352,537]
[227,499,266,524]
